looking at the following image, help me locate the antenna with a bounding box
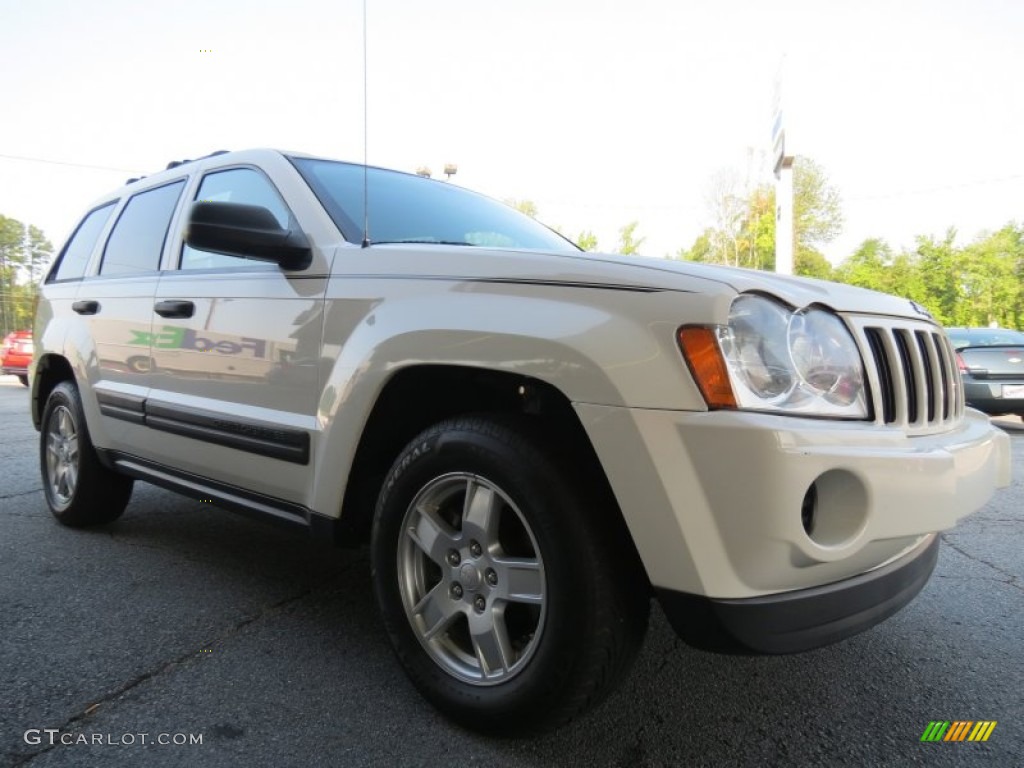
[361,0,370,248]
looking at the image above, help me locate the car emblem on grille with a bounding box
[909,300,933,319]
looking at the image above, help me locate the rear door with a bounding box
[76,180,186,455]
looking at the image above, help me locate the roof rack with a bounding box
[165,149,230,170]
[125,150,230,186]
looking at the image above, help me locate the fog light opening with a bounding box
[804,469,869,548]
[801,484,817,537]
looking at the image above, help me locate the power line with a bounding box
[846,174,1024,203]
[0,153,143,174]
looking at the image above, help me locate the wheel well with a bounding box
[338,366,637,559]
[32,355,75,429]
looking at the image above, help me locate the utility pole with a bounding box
[771,60,794,275]
[775,157,794,276]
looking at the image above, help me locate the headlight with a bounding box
[679,295,868,418]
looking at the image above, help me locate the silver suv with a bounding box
[32,149,1011,732]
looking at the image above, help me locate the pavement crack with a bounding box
[941,534,1024,594]
[0,488,42,501]
[9,572,343,766]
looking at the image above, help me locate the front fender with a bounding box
[309,278,728,518]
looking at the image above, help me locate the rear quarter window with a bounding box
[48,202,117,282]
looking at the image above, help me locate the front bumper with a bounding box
[575,404,1011,599]
[657,533,939,653]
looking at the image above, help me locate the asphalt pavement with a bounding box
[1,374,1022,767]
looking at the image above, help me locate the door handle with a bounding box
[154,300,195,318]
[72,300,100,315]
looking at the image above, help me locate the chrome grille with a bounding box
[850,318,963,430]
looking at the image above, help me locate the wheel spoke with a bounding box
[55,465,68,496]
[471,615,513,677]
[46,433,61,459]
[58,409,73,438]
[65,460,78,494]
[406,505,457,565]
[462,479,500,544]
[493,557,544,605]
[66,435,79,463]
[413,583,460,640]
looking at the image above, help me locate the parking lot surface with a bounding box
[1,375,1022,767]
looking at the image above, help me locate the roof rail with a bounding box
[165,149,231,171]
[126,150,231,185]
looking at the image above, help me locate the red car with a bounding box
[1,330,32,386]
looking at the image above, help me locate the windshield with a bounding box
[291,158,577,253]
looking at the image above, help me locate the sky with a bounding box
[1,0,1022,264]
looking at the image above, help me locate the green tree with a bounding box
[682,156,842,275]
[738,185,776,271]
[834,238,893,291]
[505,199,539,218]
[795,248,832,280]
[616,221,645,255]
[675,228,716,262]
[0,216,27,335]
[915,229,963,326]
[0,215,54,334]
[793,157,843,251]
[575,230,599,252]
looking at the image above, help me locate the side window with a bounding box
[181,168,292,270]
[49,203,116,282]
[100,181,185,276]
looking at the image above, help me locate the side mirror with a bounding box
[184,202,312,270]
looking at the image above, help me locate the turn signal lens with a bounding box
[678,327,737,408]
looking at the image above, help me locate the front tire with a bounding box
[40,380,133,527]
[17,374,29,387]
[371,416,648,733]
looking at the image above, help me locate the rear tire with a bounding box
[40,380,133,527]
[371,415,649,733]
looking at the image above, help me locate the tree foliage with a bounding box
[678,156,843,279]
[616,221,645,255]
[505,199,539,219]
[1,215,54,335]
[575,230,599,252]
[833,225,1024,328]
[792,156,843,248]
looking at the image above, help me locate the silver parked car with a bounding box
[947,327,1024,417]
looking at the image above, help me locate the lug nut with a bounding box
[474,595,486,612]
[486,569,498,586]
[450,583,463,599]
[446,549,460,566]
[469,540,482,557]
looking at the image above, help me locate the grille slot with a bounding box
[893,330,918,423]
[915,331,937,422]
[864,328,896,423]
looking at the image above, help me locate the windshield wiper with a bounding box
[369,239,477,247]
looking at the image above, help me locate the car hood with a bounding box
[360,245,937,324]
[519,249,936,322]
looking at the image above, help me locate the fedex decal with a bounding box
[128,326,267,358]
